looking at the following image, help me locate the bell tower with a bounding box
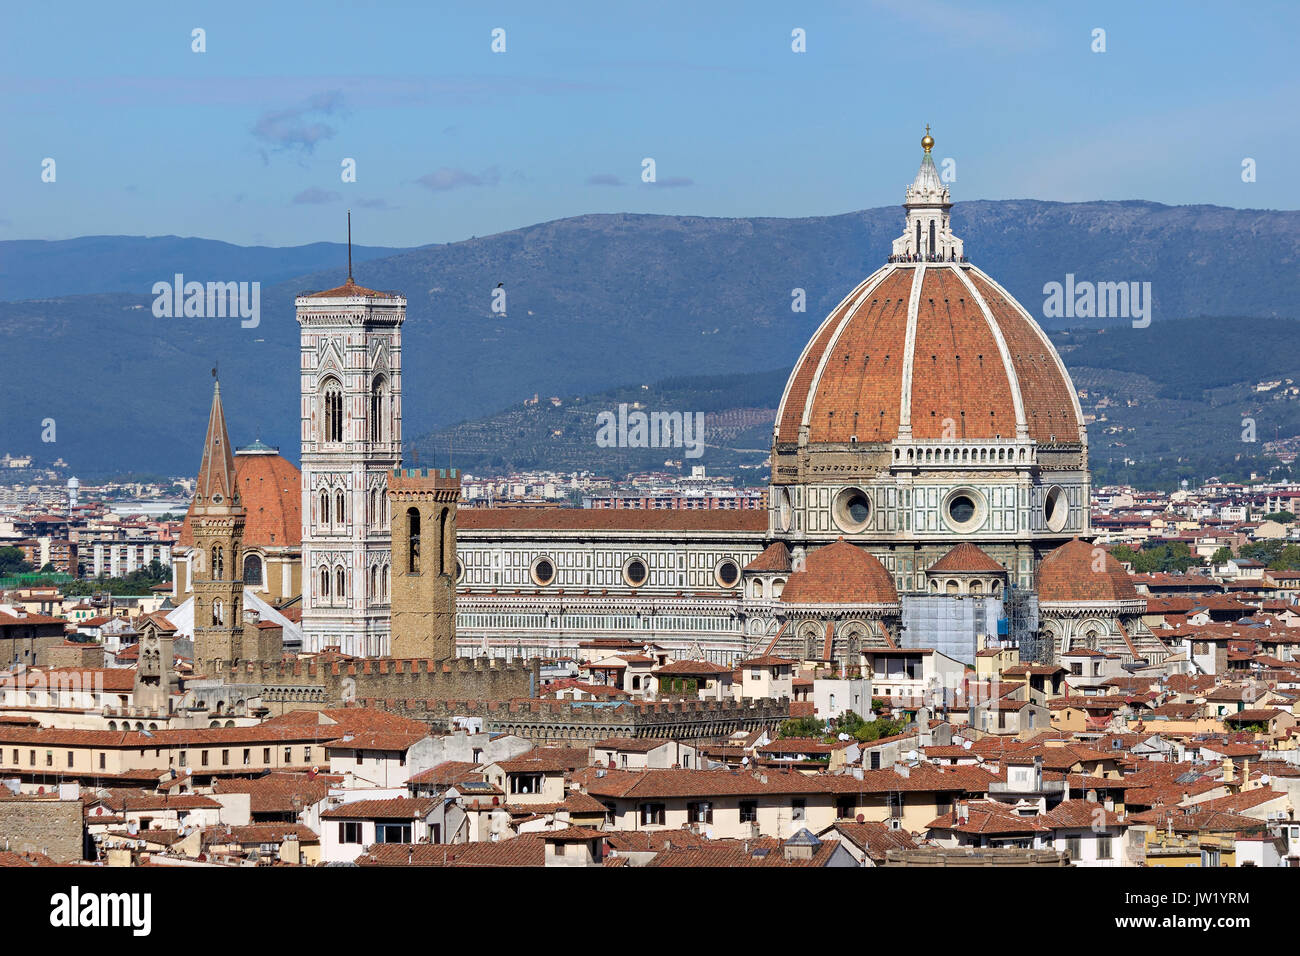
[297,218,405,656]
[190,378,246,671]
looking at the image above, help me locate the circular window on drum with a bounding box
[715,558,740,589]
[1044,485,1069,533]
[832,487,873,533]
[623,557,649,588]
[454,557,464,584]
[530,556,556,587]
[943,488,986,533]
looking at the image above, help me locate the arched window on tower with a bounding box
[319,567,331,603]
[437,507,448,575]
[369,565,377,600]
[370,375,388,443]
[320,490,330,527]
[929,219,936,255]
[382,565,389,601]
[336,566,346,600]
[212,598,224,625]
[211,546,224,580]
[336,490,346,526]
[914,220,920,255]
[407,507,421,573]
[242,553,263,587]
[322,377,343,443]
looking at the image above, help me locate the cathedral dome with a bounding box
[781,539,899,605]
[774,133,1084,451]
[775,264,1083,447]
[1036,539,1139,604]
[180,446,302,549]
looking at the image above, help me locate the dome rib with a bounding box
[951,266,1028,438]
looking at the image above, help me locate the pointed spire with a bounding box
[347,209,353,282]
[195,377,240,510]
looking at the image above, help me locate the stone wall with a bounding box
[206,656,537,707]
[0,796,85,862]
[361,696,789,743]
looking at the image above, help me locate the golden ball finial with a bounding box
[921,124,934,152]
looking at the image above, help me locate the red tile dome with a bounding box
[775,263,1084,447]
[781,539,899,605]
[1036,539,1138,604]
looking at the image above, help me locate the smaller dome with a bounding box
[781,539,898,605]
[1037,539,1138,603]
[928,542,1007,575]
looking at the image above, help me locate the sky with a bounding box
[3,0,1298,248]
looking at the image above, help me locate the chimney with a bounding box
[1221,757,1234,784]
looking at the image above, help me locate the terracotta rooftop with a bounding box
[780,539,898,605]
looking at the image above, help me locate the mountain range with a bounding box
[1,199,1298,477]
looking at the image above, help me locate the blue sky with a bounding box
[4,0,1297,247]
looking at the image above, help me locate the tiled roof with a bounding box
[928,542,1007,575]
[744,541,791,573]
[1037,539,1139,603]
[775,266,1081,445]
[321,797,437,820]
[780,539,898,605]
[303,277,398,299]
[356,835,544,866]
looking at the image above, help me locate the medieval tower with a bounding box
[297,256,405,657]
[389,468,460,659]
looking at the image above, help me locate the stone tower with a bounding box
[389,468,461,659]
[190,379,246,671]
[133,615,175,713]
[297,263,405,657]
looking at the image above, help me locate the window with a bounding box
[319,567,330,602]
[370,375,387,443]
[869,750,881,770]
[554,842,566,857]
[339,821,362,844]
[376,822,412,844]
[791,799,806,821]
[320,490,331,526]
[336,567,346,600]
[623,557,648,588]
[888,793,905,819]
[739,801,758,823]
[201,750,209,767]
[336,490,346,524]
[243,553,264,587]
[211,545,224,579]
[221,749,229,765]
[407,508,421,573]
[243,749,251,765]
[46,751,53,767]
[1097,834,1113,860]
[304,747,311,763]
[99,753,105,770]
[322,378,343,443]
[687,801,713,824]
[284,747,292,763]
[66,751,74,768]
[510,772,544,795]
[262,748,270,764]
[640,803,665,826]
[1065,835,1082,860]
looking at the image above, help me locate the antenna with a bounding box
[347,210,353,281]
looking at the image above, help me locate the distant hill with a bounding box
[2,200,1298,475]
[0,235,412,301]
[417,317,1300,491]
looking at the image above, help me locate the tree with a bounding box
[778,716,825,738]
[1263,511,1296,524]
[0,547,32,576]
[1210,546,1233,564]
